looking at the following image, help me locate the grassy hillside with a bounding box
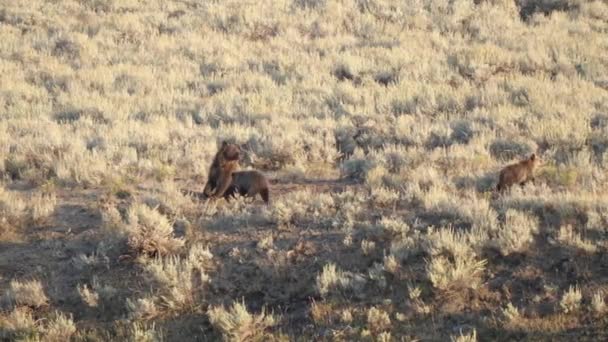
[1,0,608,340]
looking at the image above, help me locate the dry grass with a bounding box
[208,301,278,342]
[2,280,48,309]
[1,0,608,340]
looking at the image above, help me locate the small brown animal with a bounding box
[496,153,540,192]
[203,141,241,198]
[223,170,270,204]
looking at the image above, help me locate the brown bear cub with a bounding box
[223,170,270,204]
[496,153,540,192]
[203,141,241,198]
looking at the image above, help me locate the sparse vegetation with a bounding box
[1,0,607,339]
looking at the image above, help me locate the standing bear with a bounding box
[203,141,241,198]
[496,153,540,192]
[203,141,270,204]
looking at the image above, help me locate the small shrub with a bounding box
[408,285,431,315]
[502,303,521,322]
[340,309,353,324]
[378,332,392,342]
[361,239,376,255]
[367,307,391,333]
[44,312,77,342]
[558,225,597,253]
[592,291,606,314]
[0,308,38,340]
[143,244,213,312]
[28,192,57,224]
[383,254,399,274]
[77,284,99,308]
[560,286,582,314]
[370,186,400,207]
[126,204,184,256]
[208,301,278,342]
[341,149,377,180]
[379,217,410,238]
[293,0,326,10]
[427,255,487,291]
[316,263,362,297]
[390,234,421,263]
[451,329,477,342]
[424,227,474,261]
[495,210,539,256]
[2,280,48,309]
[489,139,535,161]
[129,322,164,342]
[126,296,159,320]
[0,187,28,227]
[539,165,579,188]
[71,252,107,271]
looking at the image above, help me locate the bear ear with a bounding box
[530,153,536,160]
[221,140,228,147]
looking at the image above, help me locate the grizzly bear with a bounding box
[222,170,270,204]
[496,153,540,192]
[203,141,241,198]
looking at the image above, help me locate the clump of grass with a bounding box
[489,139,535,161]
[591,291,606,314]
[208,301,278,342]
[125,203,184,257]
[370,186,400,207]
[560,286,582,314]
[408,284,431,315]
[502,302,522,323]
[424,227,487,290]
[427,255,487,291]
[0,187,28,229]
[378,216,410,238]
[28,192,57,224]
[389,232,422,263]
[0,309,76,342]
[538,165,579,188]
[366,307,391,334]
[142,244,213,312]
[0,187,56,229]
[0,308,38,340]
[494,210,539,256]
[310,301,334,326]
[126,296,159,320]
[129,322,165,342]
[77,284,99,308]
[558,225,597,253]
[341,149,377,181]
[2,280,48,309]
[383,254,399,274]
[361,239,376,255]
[71,252,108,271]
[451,329,477,342]
[44,312,77,342]
[316,263,362,297]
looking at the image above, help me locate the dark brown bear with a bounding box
[496,153,540,192]
[203,141,241,198]
[223,170,270,204]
